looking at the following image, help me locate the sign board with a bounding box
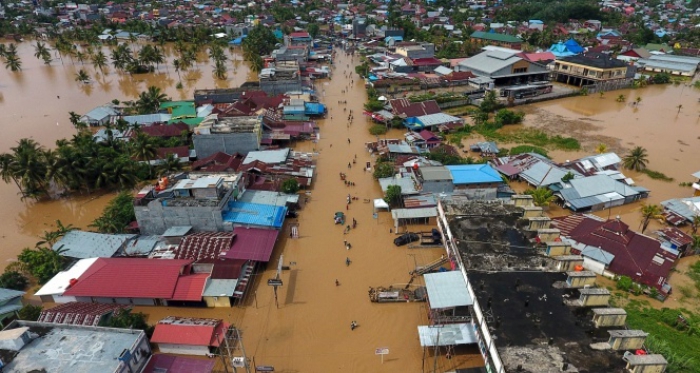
[268,279,283,287]
[256,366,275,372]
[375,347,389,355]
[232,357,246,367]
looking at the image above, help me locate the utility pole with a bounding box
[433,330,441,373]
[223,327,234,373]
[234,327,252,373]
[219,330,230,373]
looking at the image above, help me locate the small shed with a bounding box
[551,255,584,272]
[579,287,611,307]
[608,330,648,350]
[161,226,194,245]
[565,271,596,288]
[424,271,472,323]
[391,207,438,232]
[591,308,627,328]
[527,217,551,231]
[522,206,543,218]
[545,242,571,257]
[625,354,668,373]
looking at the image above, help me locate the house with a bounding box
[0,320,151,373]
[394,42,435,59]
[258,62,303,95]
[388,98,441,119]
[134,123,189,138]
[548,38,584,58]
[37,302,128,326]
[661,196,700,225]
[192,152,242,173]
[552,215,675,296]
[446,164,503,199]
[80,105,118,126]
[637,54,700,76]
[456,50,550,85]
[405,130,441,151]
[142,355,215,373]
[52,230,134,259]
[150,316,228,356]
[134,173,246,235]
[415,166,453,194]
[555,174,649,212]
[121,113,172,126]
[617,48,652,62]
[0,288,25,325]
[38,257,205,306]
[404,113,464,131]
[552,53,632,87]
[655,227,694,257]
[470,31,522,50]
[193,116,262,159]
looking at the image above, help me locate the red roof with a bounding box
[151,316,228,347]
[142,355,215,373]
[552,215,675,293]
[444,71,476,81]
[38,302,127,326]
[411,57,443,66]
[175,232,235,262]
[211,259,246,279]
[63,258,193,299]
[192,152,242,172]
[157,146,190,159]
[418,129,440,142]
[289,32,311,38]
[389,98,441,118]
[518,51,556,63]
[224,227,280,262]
[171,273,209,301]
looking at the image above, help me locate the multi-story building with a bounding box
[552,53,632,87]
[193,116,262,159]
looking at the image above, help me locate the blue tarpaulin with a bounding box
[224,201,287,229]
[229,35,246,45]
[304,102,326,115]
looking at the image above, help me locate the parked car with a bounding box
[394,233,419,246]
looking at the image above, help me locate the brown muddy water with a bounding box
[3,40,699,371]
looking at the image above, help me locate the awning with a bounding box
[373,198,389,210]
[417,323,478,347]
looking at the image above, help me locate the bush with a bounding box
[18,305,42,321]
[384,185,402,206]
[0,271,28,291]
[281,178,300,194]
[90,191,136,233]
[652,72,671,84]
[642,169,674,182]
[364,100,385,112]
[494,109,525,125]
[509,145,548,157]
[373,162,395,179]
[369,125,388,135]
[616,275,633,292]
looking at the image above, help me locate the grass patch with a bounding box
[687,261,700,292]
[618,299,700,372]
[475,126,581,151]
[509,145,548,157]
[643,169,674,182]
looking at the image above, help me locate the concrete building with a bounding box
[552,53,633,87]
[456,50,549,85]
[415,166,454,194]
[470,31,522,50]
[394,42,436,59]
[134,173,245,235]
[259,61,302,95]
[193,116,262,159]
[0,320,151,373]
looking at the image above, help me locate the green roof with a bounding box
[470,31,521,43]
[168,117,203,128]
[644,43,673,52]
[161,101,196,120]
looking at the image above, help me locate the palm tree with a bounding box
[639,204,663,233]
[130,132,157,162]
[158,154,183,175]
[616,94,626,102]
[152,46,165,70]
[250,55,264,73]
[36,220,75,247]
[524,188,556,208]
[75,69,90,83]
[135,86,170,114]
[691,235,700,255]
[595,143,608,154]
[676,104,683,114]
[173,58,182,82]
[213,59,227,80]
[33,41,49,61]
[4,53,21,72]
[635,96,642,105]
[622,146,649,172]
[75,50,87,65]
[0,44,6,58]
[6,139,49,199]
[68,111,88,132]
[92,50,107,72]
[690,215,700,235]
[41,51,52,65]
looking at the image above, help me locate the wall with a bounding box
[422,180,454,194]
[135,203,225,235]
[157,343,210,356]
[259,79,302,96]
[610,336,645,350]
[204,296,232,308]
[582,257,606,274]
[582,294,610,306]
[193,132,261,159]
[594,314,626,327]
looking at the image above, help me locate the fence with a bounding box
[581,79,634,94]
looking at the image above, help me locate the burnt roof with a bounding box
[470,271,628,373]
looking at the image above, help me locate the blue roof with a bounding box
[549,42,577,58]
[224,201,287,229]
[445,165,503,185]
[564,38,584,54]
[305,102,326,115]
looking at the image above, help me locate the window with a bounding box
[513,67,527,74]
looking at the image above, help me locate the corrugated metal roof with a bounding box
[223,202,287,229]
[420,166,452,181]
[568,174,640,198]
[416,113,462,127]
[391,207,438,219]
[403,195,437,209]
[417,323,477,347]
[162,226,193,237]
[122,113,172,125]
[638,58,697,73]
[142,355,215,373]
[242,148,290,164]
[225,227,279,262]
[123,236,160,256]
[82,106,117,121]
[661,197,700,221]
[446,164,502,185]
[151,317,227,347]
[378,177,419,194]
[0,288,25,303]
[424,271,472,309]
[520,161,569,187]
[238,190,297,206]
[171,273,209,301]
[62,258,194,299]
[580,245,616,265]
[458,50,522,75]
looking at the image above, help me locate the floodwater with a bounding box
[0,41,254,266]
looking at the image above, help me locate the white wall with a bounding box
[583,257,606,274]
[157,343,210,356]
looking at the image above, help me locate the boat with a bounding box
[368,286,427,303]
[334,212,345,225]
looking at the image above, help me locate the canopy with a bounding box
[374,199,390,211]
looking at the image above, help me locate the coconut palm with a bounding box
[213,59,227,80]
[75,50,87,65]
[622,146,649,172]
[92,50,107,72]
[36,220,75,247]
[690,215,700,235]
[250,55,264,73]
[41,51,52,65]
[134,86,170,114]
[524,188,556,208]
[130,132,157,162]
[158,153,183,175]
[173,58,183,82]
[4,53,21,72]
[75,69,90,83]
[616,94,625,102]
[0,44,6,58]
[639,203,663,233]
[33,41,49,61]
[635,96,642,105]
[595,143,608,154]
[152,46,165,70]
[6,139,50,199]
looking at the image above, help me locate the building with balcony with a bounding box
[552,53,632,87]
[193,116,262,159]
